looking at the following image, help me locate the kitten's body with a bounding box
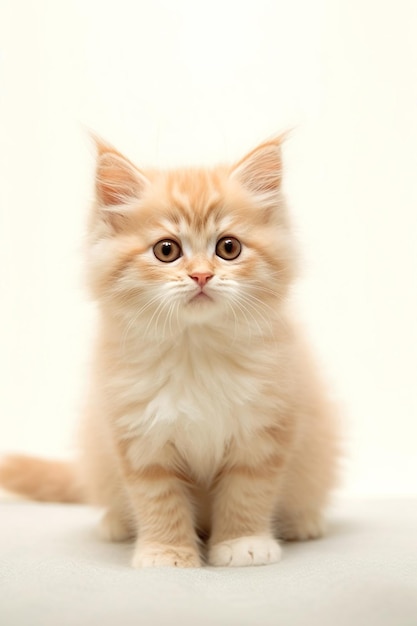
[0,137,339,567]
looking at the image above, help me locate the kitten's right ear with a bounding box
[93,137,149,208]
[230,135,287,213]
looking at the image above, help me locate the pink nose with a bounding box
[189,272,213,287]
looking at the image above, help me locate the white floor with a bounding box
[0,497,416,626]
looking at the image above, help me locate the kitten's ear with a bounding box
[93,137,149,208]
[230,136,286,209]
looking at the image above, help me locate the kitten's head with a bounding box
[87,137,297,335]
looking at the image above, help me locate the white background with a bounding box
[0,0,416,496]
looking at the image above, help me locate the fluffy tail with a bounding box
[0,454,84,503]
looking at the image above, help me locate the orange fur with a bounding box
[0,455,84,503]
[1,136,340,568]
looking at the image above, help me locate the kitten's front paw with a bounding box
[278,513,325,541]
[132,543,201,568]
[209,535,282,567]
[99,510,135,542]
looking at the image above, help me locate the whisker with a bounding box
[120,293,162,354]
[144,297,168,339]
[230,295,260,337]
[224,300,239,345]
[233,292,273,336]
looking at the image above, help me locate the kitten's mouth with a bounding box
[189,290,213,303]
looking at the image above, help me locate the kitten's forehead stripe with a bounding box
[164,169,225,231]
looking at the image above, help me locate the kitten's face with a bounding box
[87,138,296,334]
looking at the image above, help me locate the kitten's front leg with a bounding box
[208,441,285,567]
[117,439,201,568]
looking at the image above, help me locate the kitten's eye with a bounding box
[153,239,182,263]
[215,236,242,260]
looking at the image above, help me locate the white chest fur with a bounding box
[113,326,273,480]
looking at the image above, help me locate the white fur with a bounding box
[209,536,282,567]
[114,323,286,483]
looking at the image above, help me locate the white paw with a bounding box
[132,543,201,568]
[209,535,282,567]
[98,511,134,542]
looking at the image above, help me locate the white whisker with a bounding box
[144,297,168,339]
[120,293,162,354]
[224,299,239,345]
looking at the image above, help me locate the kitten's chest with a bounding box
[145,338,258,427]
[119,332,268,477]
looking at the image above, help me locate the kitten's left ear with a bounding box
[92,136,149,208]
[90,136,150,234]
[230,135,286,209]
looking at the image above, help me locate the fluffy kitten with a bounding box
[0,136,339,568]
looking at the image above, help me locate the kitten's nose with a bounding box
[189,272,214,287]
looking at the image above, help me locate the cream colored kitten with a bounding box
[0,136,339,568]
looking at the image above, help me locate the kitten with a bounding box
[0,136,339,568]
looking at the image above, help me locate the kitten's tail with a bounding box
[0,454,84,503]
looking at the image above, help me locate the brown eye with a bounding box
[215,236,241,260]
[153,239,182,263]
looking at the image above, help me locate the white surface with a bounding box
[0,1,416,496]
[0,498,416,626]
